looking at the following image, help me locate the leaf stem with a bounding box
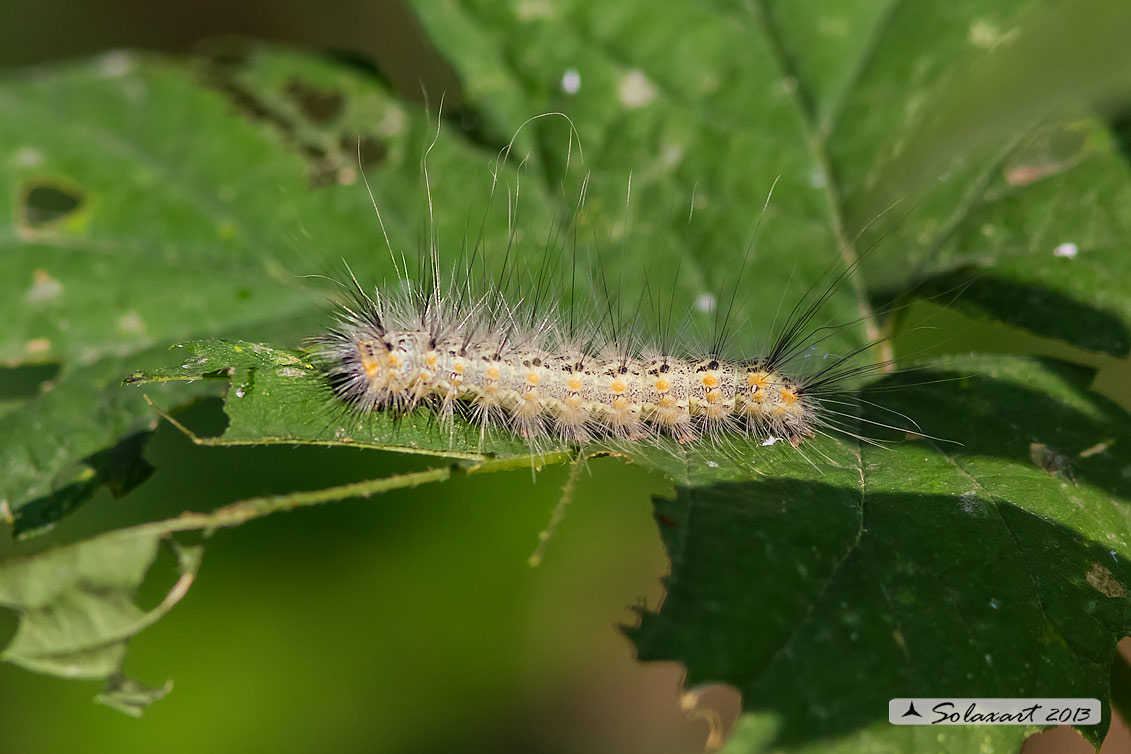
[118,450,575,540]
[750,0,889,366]
[527,448,588,567]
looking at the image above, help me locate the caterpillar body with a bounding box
[313,272,868,453]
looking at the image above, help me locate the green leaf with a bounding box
[0,445,548,713]
[0,528,201,714]
[414,0,1131,358]
[631,355,1131,752]
[2,0,1131,744]
[0,45,565,532]
[126,338,543,458]
[95,673,175,718]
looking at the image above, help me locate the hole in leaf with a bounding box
[198,47,298,138]
[215,77,297,137]
[284,78,344,125]
[324,49,393,90]
[1107,103,1131,165]
[339,133,388,169]
[23,184,83,227]
[301,142,328,161]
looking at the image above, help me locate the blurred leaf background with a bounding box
[2,1,1131,753]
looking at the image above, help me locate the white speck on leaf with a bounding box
[374,106,407,138]
[117,311,146,335]
[968,20,1019,50]
[516,0,553,21]
[13,147,43,168]
[660,143,683,168]
[1053,242,1078,258]
[561,68,581,94]
[618,70,657,109]
[27,269,63,304]
[695,293,716,313]
[98,50,134,77]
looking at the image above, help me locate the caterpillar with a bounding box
[310,116,898,459]
[312,276,857,451]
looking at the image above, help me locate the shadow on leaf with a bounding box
[894,269,1131,357]
[631,479,1131,749]
[13,431,154,539]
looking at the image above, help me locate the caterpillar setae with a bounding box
[310,116,903,460]
[312,272,861,451]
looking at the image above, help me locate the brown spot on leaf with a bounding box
[1030,442,1074,484]
[1086,562,1127,598]
[1004,121,1090,186]
[285,79,344,125]
[25,338,51,354]
[1079,440,1114,459]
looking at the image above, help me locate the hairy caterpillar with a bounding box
[313,277,857,450]
[311,116,901,460]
